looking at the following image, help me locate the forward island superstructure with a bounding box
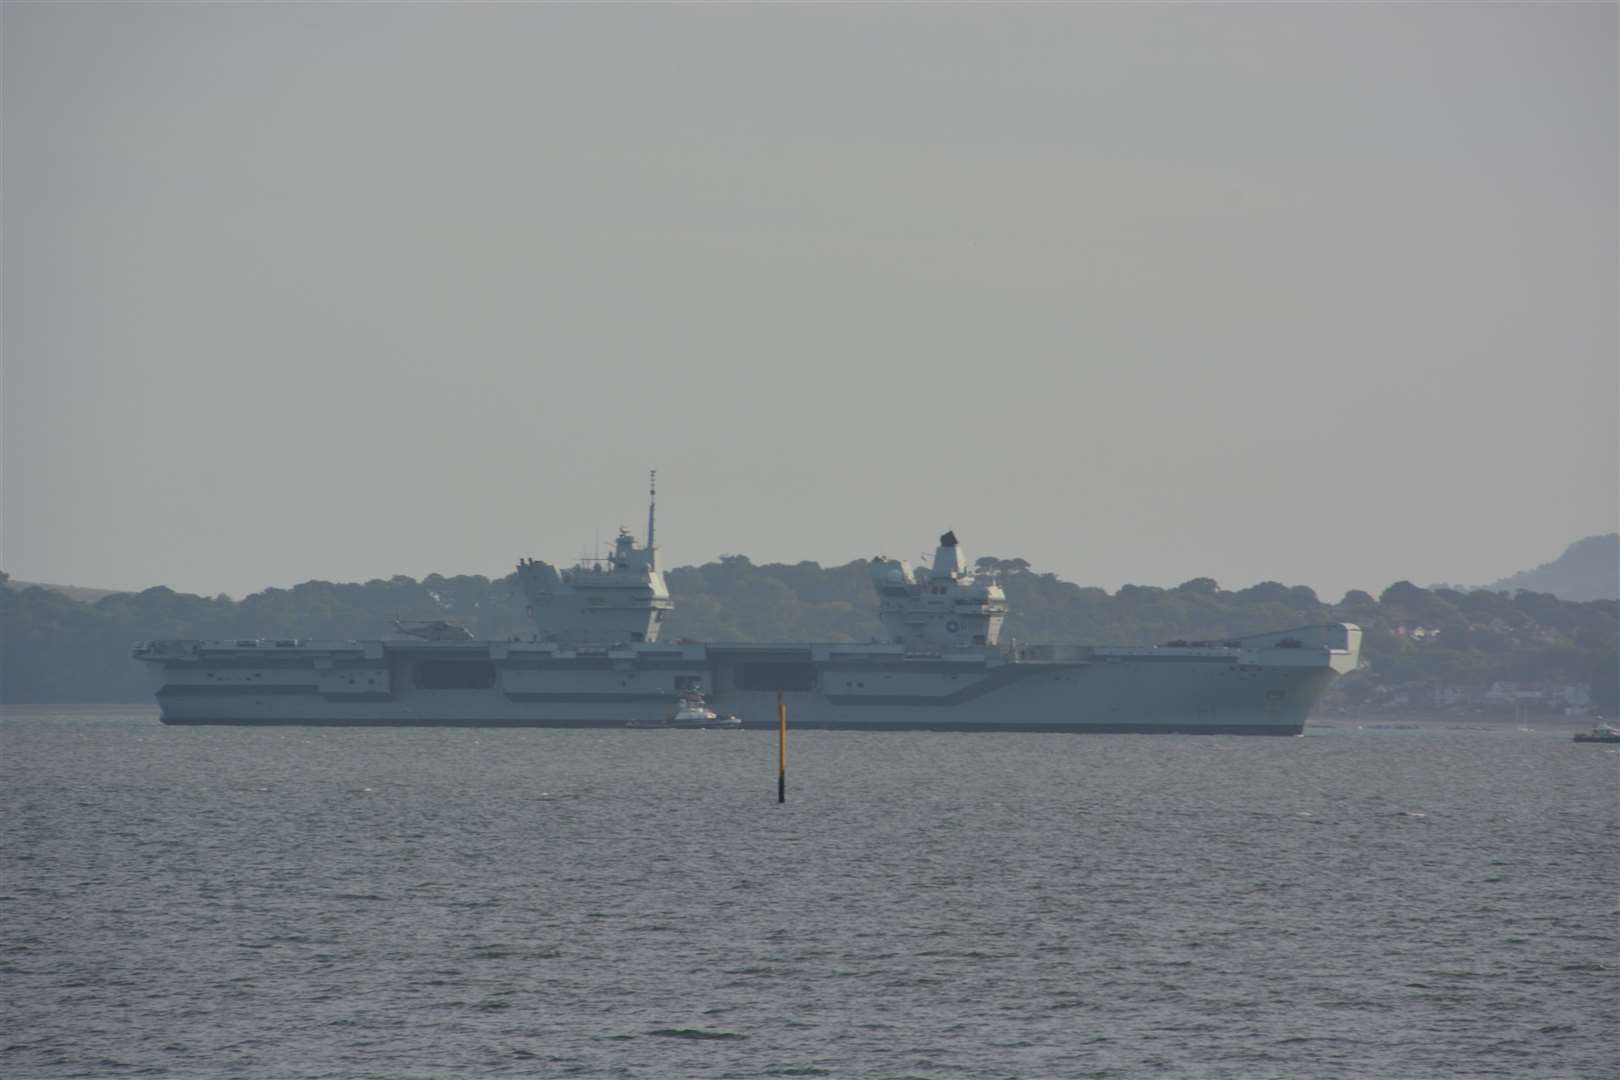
[133,482,1360,733]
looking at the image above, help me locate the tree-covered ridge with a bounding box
[1,561,1614,713]
[0,571,529,703]
[1486,533,1619,602]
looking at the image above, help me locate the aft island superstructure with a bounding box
[133,483,1360,734]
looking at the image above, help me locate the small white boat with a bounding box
[627,692,743,730]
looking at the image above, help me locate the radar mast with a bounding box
[646,469,657,570]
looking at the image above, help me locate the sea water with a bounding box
[3,707,1616,1079]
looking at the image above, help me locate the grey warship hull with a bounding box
[135,624,1360,734]
[132,498,1361,734]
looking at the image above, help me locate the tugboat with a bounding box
[1573,719,1620,744]
[627,691,742,730]
[668,691,742,729]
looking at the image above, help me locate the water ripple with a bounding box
[1,709,1616,1079]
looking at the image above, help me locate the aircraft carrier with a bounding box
[133,482,1360,734]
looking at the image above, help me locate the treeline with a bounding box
[2,560,1615,711]
[0,572,532,703]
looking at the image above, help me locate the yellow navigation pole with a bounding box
[777,690,787,804]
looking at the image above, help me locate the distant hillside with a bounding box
[10,580,130,604]
[1488,534,1619,602]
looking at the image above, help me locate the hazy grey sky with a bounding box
[4,2,1615,602]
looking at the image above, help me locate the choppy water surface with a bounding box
[3,708,1616,1079]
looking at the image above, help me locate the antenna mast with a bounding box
[646,470,657,557]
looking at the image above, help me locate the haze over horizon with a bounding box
[4,4,1616,604]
